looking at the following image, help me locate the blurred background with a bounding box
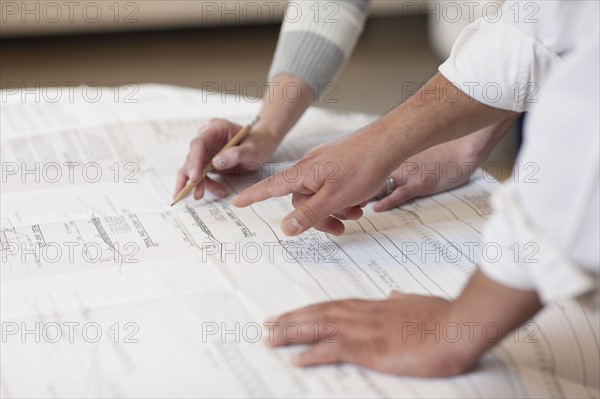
[1,0,488,113]
[0,0,515,168]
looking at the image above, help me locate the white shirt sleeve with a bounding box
[478,38,600,304]
[438,0,599,112]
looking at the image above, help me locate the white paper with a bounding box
[1,85,598,398]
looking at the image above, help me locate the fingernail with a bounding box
[372,203,382,212]
[230,195,240,206]
[215,189,226,198]
[283,218,302,235]
[212,155,226,169]
[188,169,196,181]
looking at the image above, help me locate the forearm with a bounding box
[371,73,519,173]
[466,115,520,162]
[254,73,315,147]
[448,269,542,368]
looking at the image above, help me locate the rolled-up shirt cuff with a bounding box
[479,183,597,303]
[438,18,561,113]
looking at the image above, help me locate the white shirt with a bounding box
[439,1,599,113]
[441,1,600,303]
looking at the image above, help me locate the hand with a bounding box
[232,73,517,235]
[264,270,542,377]
[264,292,472,377]
[372,120,515,212]
[174,118,279,200]
[232,123,398,236]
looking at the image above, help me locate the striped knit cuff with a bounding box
[268,0,369,98]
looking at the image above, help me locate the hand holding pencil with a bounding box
[172,116,260,205]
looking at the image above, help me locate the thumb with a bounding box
[281,189,338,236]
[212,146,243,170]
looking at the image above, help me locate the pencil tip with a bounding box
[170,203,175,207]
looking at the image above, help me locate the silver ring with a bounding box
[385,177,395,196]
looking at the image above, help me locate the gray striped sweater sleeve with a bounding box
[268,0,370,98]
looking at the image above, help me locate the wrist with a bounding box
[466,116,519,163]
[442,300,488,373]
[247,124,282,159]
[457,133,492,166]
[253,119,286,143]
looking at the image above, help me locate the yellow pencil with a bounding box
[171,116,260,206]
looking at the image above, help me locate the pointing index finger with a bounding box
[231,171,298,208]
